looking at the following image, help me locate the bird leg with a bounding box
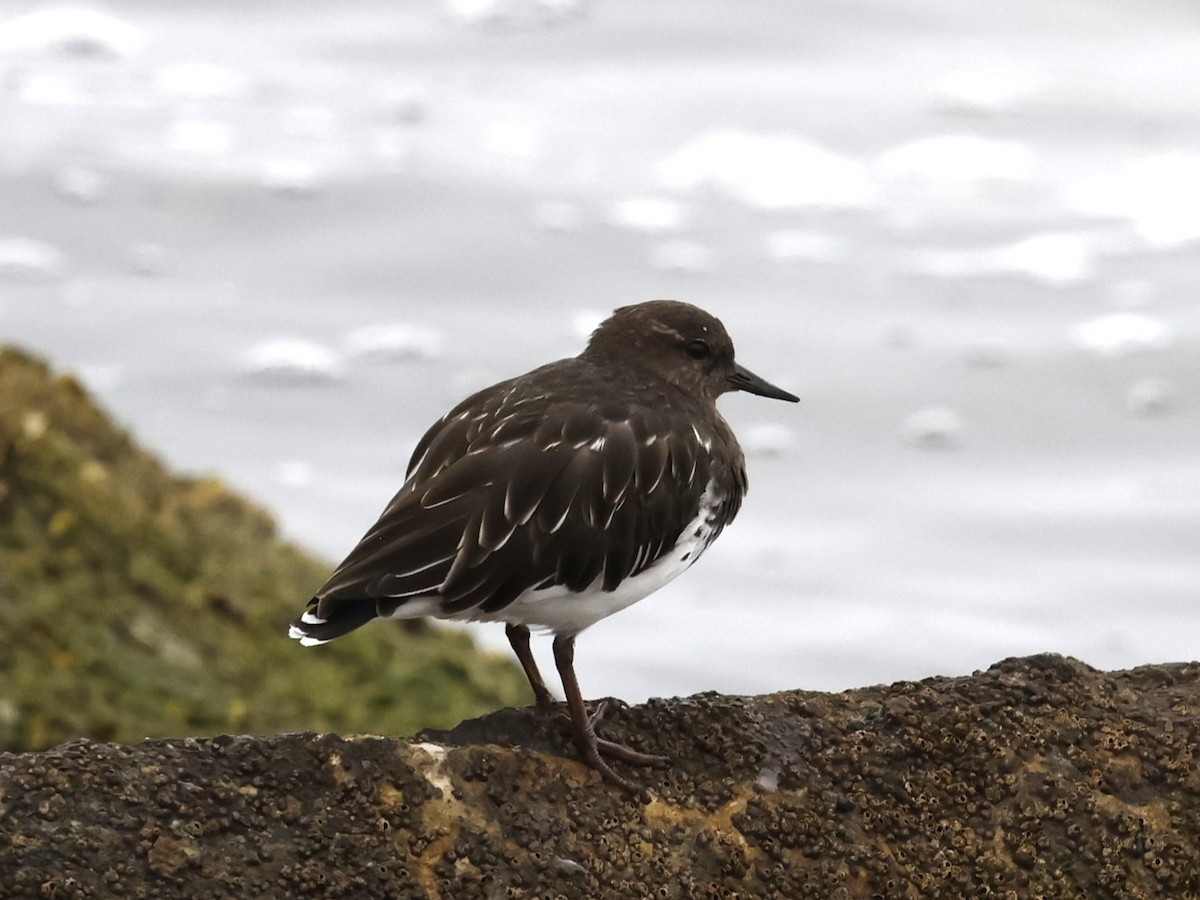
[551,634,669,797]
[505,623,557,708]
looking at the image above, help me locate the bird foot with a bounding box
[585,697,627,726]
[594,737,671,769]
[578,742,666,802]
[587,699,670,769]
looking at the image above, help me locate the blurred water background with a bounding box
[1,0,1198,703]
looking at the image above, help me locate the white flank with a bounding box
[472,479,723,635]
[367,476,727,634]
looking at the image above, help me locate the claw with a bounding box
[552,634,670,799]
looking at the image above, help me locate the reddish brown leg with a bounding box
[506,623,557,708]
[552,634,668,798]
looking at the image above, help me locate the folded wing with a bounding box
[311,378,712,623]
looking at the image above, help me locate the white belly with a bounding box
[386,480,724,636]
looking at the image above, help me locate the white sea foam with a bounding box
[1126,378,1174,417]
[989,232,1096,285]
[342,323,443,363]
[931,68,1039,116]
[0,237,66,280]
[54,166,104,204]
[154,62,246,99]
[261,159,323,196]
[0,4,144,57]
[15,72,83,105]
[276,460,315,488]
[606,197,686,233]
[648,240,713,274]
[876,134,1034,185]
[532,199,584,233]
[658,130,876,210]
[1064,152,1200,247]
[483,121,541,161]
[446,0,585,27]
[126,243,168,277]
[763,230,847,264]
[165,119,234,156]
[907,231,1098,285]
[904,407,963,450]
[283,106,338,140]
[240,337,345,384]
[1071,313,1172,357]
[741,423,796,458]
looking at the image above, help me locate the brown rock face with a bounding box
[3,655,1200,898]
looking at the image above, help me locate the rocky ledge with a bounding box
[3,654,1199,898]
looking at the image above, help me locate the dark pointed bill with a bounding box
[727,363,799,402]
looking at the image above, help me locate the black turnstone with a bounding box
[289,300,798,794]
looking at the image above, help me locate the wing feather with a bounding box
[479,486,517,552]
[635,435,669,493]
[312,359,730,626]
[420,452,496,508]
[601,422,637,505]
[533,445,591,534]
[502,446,553,525]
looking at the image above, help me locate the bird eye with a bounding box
[686,339,712,360]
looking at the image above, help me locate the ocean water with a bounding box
[2,0,1198,705]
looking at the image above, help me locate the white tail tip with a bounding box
[287,624,328,646]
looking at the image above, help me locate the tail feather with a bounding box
[287,598,378,646]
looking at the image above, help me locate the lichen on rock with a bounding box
[0,345,529,752]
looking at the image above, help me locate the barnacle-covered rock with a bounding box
[3,655,1199,897]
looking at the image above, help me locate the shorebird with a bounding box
[289,300,798,794]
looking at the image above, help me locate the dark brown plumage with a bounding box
[289,300,798,795]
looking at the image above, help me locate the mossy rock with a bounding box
[0,346,530,752]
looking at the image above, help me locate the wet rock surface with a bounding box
[3,654,1199,898]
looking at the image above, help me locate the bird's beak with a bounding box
[727,363,799,402]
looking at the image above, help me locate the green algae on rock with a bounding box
[2,656,1199,897]
[0,345,529,752]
